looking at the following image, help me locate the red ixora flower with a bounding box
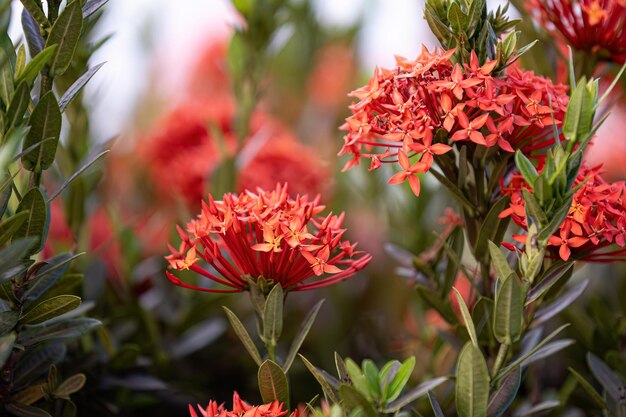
[189,392,299,417]
[500,164,626,262]
[165,184,371,293]
[339,46,568,196]
[529,0,626,63]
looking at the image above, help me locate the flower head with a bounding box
[500,164,626,261]
[340,47,568,196]
[529,0,626,63]
[166,184,371,293]
[189,392,299,417]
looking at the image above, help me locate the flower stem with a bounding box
[491,343,509,378]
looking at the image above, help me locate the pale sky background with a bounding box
[9,0,511,141]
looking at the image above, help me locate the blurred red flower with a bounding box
[500,164,626,261]
[166,184,371,293]
[189,392,299,417]
[340,47,568,196]
[529,0,626,63]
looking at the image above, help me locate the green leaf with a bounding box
[487,366,521,417]
[54,373,86,399]
[45,1,83,76]
[563,78,594,143]
[222,306,262,366]
[475,197,510,261]
[19,0,48,28]
[21,92,62,172]
[21,8,44,57]
[0,48,14,108]
[0,311,19,334]
[521,189,547,226]
[299,354,339,403]
[15,45,57,86]
[537,201,571,244]
[14,342,66,386]
[430,168,476,216]
[5,402,51,417]
[23,253,79,301]
[10,383,46,406]
[5,82,31,130]
[454,287,479,348]
[335,352,349,383]
[515,151,538,188]
[587,353,625,401]
[0,238,36,284]
[447,2,468,34]
[82,0,109,18]
[533,279,588,326]
[385,357,415,403]
[49,149,109,201]
[0,332,16,368]
[20,295,81,325]
[525,262,573,305]
[493,274,523,344]
[263,284,283,345]
[497,324,570,381]
[363,360,380,399]
[0,211,29,246]
[17,317,101,346]
[567,367,613,415]
[488,241,513,281]
[456,342,490,417]
[283,299,324,373]
[13,188,49,255]
[58,62,105,112]
[338,385,377,417]
[383,377,448,412]
[345,358,369,399]
[428,391,445,417]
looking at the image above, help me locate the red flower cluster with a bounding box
[340,47,568,196]
[529,0,626,63]
[189,392,299,417]
[166,185,371,293]
[500,165,626,261]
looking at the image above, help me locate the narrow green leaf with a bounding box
[525,262,573,305]
[19,0,48,28]
[15,45,57,86]
[533,279,588,325]
[23,253,81,301]
[517,401,560,416]
[45,1,83,76]
[521,339,574,367]
[430,169,476,216]
[82,0,110,18]
[0,332,16,368]
[0,211,29,245]
[21,92,62,171]
[49,150,109,201]
[338,385,377,417]
[475,197,510,261]
[283,299,324,373]
[497,324,570,381]
[54,373,86,399]
[222,306,262,366]
[363,360,380,399]
[58,62,105,112]
[456,342,490,417]
[493,274,523,344]
[488,241,513,281]
[21,8,44,57]
[563,78,593,143]
[417,285,458,325]
[587,353,625,401]
[454,287,479,348]
[383,377,448,412]
[0,311,19,334]
[487,366,521,417]
[345,358,369,399]
[299,354,338,403]
[17,317,101,346]
[263,284,283,345]
[385,357,415,403]
[521,189,547,226]
[10,383,46,406]
[5,82,30,129]
[20,295,81,325]
[335,352,349,383]
[13,188,49,255]
[567,367,614,415]
[428,391,445,417]
[515,151,538,187]
[447,2,467,33]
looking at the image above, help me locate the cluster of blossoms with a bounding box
[189,392,299,417]
[340,47,568,195]
[166,185,372,293]
[500,165,626,261]
[529,0,626,64]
